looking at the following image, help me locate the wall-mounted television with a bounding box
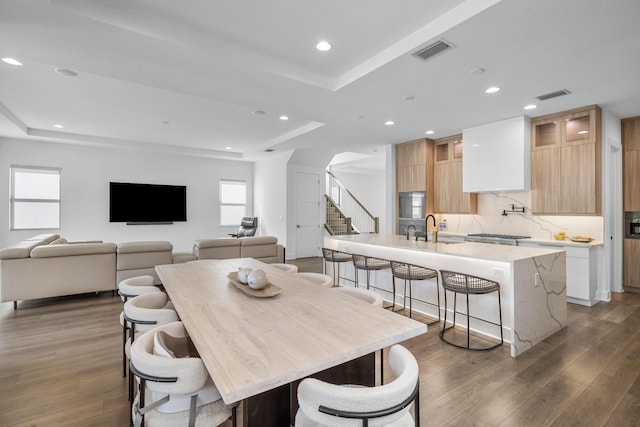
[109,182,187,224]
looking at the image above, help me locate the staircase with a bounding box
[324,171,379,236]
[325,196,356,235]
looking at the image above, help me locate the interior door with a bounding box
[295,171,320,258]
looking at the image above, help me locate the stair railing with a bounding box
[326,171,379,234]
[325,195,355,235]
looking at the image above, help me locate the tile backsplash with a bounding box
[437,191,603,240]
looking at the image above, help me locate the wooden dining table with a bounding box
[156,258,427,426]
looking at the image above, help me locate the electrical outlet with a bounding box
[534,272,540,287]
[492,268,504,278]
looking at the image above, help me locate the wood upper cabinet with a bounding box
[531,105,601,215]
[623,117,640,212]
[433,135,477,214]
[396,139,427,192]
[395,139,434,218]
[623,116,640,288]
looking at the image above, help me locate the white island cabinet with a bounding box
[324,234,567,357]
[518,240,602,306]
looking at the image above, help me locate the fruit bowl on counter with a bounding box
[553,231,566,240]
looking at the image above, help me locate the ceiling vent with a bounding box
[412,38,455,62]
[535,89,571,101]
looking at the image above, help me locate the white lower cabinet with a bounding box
[519,242,600,306]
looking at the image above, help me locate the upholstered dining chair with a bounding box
[119,275,163,377]
[130,321,235,427]
[118,275,161,302]
[334,286,384,307]
[297,272,334,287]
[270,263,299,273]
[124,292,179,403]
[295,344,420,427]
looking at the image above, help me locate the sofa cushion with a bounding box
[117,241,173,254]
[240,236,278,259]
[30,242,117,258]
[194,238,241,249]
[0,234,61,260]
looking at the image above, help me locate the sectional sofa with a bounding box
[0,234,285,308]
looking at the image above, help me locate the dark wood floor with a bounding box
[2,257,640,426]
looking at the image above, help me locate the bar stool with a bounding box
[390,261,440,324]
[439,270,504,351]
[351,254,391,291]
[321,248,354,286]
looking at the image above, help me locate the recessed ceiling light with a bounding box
[55,68,78,77]
[385,120,395,126]
[316,41,332,51]
[524,104,537,110]
[225,146,232,150]
[1,57,22,66]
[425,130,435,135]
[53,124,63,129]
[279,115,289,121]
[469,67,485,75]
[252,110,266,116]
[485,86,500,94]
[403,95,415,101]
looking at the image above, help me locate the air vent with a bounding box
[535,89,571,101]
[412,38,455,62]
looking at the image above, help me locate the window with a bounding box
[10,166,61,230]
[219,180,246,226]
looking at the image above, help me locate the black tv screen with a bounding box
[109,182,187,223]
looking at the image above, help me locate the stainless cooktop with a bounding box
[464,233,531,246]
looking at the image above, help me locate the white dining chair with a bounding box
[297,272,334,287]
[130,321,235,427]
[334,286,384,307]
[295,344,420,426]
[270,263,299,273]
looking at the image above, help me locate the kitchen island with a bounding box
[325,234,567,357]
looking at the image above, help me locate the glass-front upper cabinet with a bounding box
[531,106,597,150]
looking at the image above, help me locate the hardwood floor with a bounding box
[2,257,640,426]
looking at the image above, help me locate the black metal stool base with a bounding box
[439,271,504,351]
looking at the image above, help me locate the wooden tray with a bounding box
[227,272,282,298]
[568,236,593,243]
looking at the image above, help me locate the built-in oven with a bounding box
[625,211,640,239]
[398,191,426,236]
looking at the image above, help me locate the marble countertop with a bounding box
[437,232,603,248]
[328,234,564,263]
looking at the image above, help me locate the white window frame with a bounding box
[219,179,246,226]
[10,165,61,230]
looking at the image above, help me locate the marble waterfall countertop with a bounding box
[329,233,566,263]
[325,233,567,357]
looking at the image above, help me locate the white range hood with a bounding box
[462,116,531,192]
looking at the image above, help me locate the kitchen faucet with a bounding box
[406,224,416,240]
[425,214,437,242]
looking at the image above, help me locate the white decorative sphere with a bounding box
[238,267,253,284]
[248,269,268,290]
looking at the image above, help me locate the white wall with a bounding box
[0,138,253,251]
[254,150,292,248]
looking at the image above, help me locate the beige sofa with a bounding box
[1,234,285,308]
[0,234,117,309]
[116,241,174,285]
[194,236,284,263]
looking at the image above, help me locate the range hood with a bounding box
[462,116,531,192]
